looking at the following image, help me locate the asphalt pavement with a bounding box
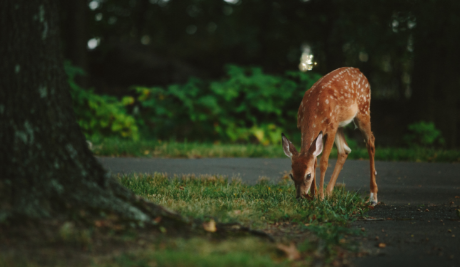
[98,157,460,266]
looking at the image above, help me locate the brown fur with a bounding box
[285,67,378,203]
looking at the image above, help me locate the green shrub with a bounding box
[403,121,444,147]
[133,65,321,144]
[65,62,139,140]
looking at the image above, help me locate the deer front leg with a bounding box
[318,131,336,200]
[308,158,318,198]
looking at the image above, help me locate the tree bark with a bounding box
[0,0,186,225]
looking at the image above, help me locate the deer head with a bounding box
[282,132,323,199]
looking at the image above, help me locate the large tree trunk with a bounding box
[0,0,185,224]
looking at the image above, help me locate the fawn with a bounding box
[282,67,378,205]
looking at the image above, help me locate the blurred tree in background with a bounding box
[59,0,460,147]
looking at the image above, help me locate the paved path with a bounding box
[98,157,460,266]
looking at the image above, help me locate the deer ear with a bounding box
[282,133,298,158]
[310,131,324,157]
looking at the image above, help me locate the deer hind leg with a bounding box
[325,128,350,196]
[354,114,378,205]
[318,131,336,200]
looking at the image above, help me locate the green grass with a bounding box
[112,173,367,266]
[91,137,460,162]
[119,173,368,226]
[92,237,287,267]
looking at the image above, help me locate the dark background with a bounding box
[58,0,460,147]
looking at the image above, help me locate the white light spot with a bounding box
[89,1,99,10]
[224,0,239,4]
[87,38,100,49]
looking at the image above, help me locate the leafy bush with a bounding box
[403,121,444,147]
[65,62,139,140]
[133,65,321,144]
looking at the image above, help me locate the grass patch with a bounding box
[120,173,368,226]
[93,237,285,267]
[112,173,367,265]
[1,173,366,267]
[90,138,460,162]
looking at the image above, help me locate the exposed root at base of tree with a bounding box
[0,177,275,242]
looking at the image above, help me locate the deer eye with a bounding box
[306,173,311,180]
[289,174,294,180]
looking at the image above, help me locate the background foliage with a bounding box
[66,61,139,140]
[133,65,321,144]
[60,0,460,148]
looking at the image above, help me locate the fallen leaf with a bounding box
[378,243,386,248]
[203,219,217,232]
[361,227,365,232]
[153,216,162,223]
[455,196,460,199]
[277,243,301,261]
